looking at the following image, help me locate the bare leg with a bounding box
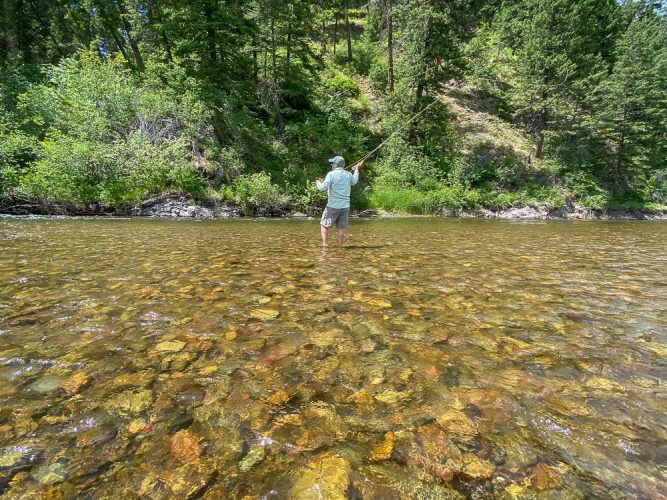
[321,225,329,247]
[337,228,345,248]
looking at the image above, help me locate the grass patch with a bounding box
[370,185,565,214]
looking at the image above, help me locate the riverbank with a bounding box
[2,194,666,220]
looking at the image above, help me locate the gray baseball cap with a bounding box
[328,155,345,169]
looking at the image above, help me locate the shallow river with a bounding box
[0,217,666,498]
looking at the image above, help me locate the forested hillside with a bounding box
[1,0,666,215]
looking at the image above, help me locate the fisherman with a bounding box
[315,155,363,248]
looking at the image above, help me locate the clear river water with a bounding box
[0,217,666,498]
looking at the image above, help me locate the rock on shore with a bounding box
[130,195,240,218]
[445,203,667,220]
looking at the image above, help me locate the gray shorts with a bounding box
[321,207,349,229]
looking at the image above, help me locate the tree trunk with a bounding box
[614,102,628,186]
[0,0,9,67]
[286,22,292,70]
[252,35,258,82]
[345,8,352,62]
[333,12,338,56]
[535,104,547,158]
[409,83,426,145]
[534,85,548,158]
[110,28,133,68]
[387,0,394,93]
[321,18,326,54]
[203,2,217,64]
[150,2,173,62]
[15,0,33,63]
[117,0,144,71]
[27,0,65,59]
[271,15,276,83]
[535,129,545,159]
[416,82,425,100]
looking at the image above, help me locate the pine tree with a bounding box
[595,12,667,187]
[501,0,619,158]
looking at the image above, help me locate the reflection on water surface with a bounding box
[0,217,666,498]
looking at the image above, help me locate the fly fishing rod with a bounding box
[349,97,441,168]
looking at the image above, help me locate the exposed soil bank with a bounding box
[1,195,666,220]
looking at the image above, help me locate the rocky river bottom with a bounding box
[0,217,665,498]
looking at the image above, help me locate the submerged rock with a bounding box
[250,309,280,321]
[165,459,215,497]
[171,430,202,464]
[105,389,153,416]
[370,432,394,462]
[269,402,347,451]
[267,390,290,406]
[374,389,411,405]
[534,463,563,491]
[0,447,31,468]
[30,462,68,485]
[367,299,392,309]
[504,484,530,499]
[156,340,186,353]
[462,453,495,479]
[347,389,375,411]
[436,410,478,444]
[239,445,265,472]
[584,377,624,392]
[124,420,145,436]
[416,424,461,462]
[61,372,88,395]
[29,375,67,393]
[161,352,197,372]
[289,453,350,499]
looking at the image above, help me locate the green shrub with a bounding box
[0,131,40,198]
[370,185,487,214]
[234,172,289,215]
[285,182,327,214]
[368,54,388,92]
[454,142,526,188]
[351,41,379,76]
[373,139,443,191]
[647,170,667,204]
[323,72,360,98]
[22,133,204,205]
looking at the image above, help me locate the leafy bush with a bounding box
[647,170,667,204]
[323,72,360,98]
[0,131,40,198]
[285,182,327,214]
[453,142,526,188]
[22,133,204,205]
[9,54,211,206]
[234,172,289,215]
[373,139,443,191]
[368,54,388,92]
[351,40,379,76]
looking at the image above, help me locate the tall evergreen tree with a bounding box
[594,12,667,187]
[500,0,619,158]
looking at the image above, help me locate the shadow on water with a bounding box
[338,244,391,250]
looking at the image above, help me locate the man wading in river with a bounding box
[315,155,363,248]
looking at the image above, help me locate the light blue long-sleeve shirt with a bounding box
[316,167,359,209]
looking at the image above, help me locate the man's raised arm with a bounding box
[315,172,332,191]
